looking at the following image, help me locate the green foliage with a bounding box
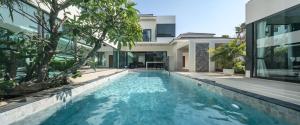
[234,59,245,74]
[0,80,15,98]
[1,0,142,84]
[49,59,76,71]
[67,0,142,49]
[0,28,38,80]
[71,71,82,78]
[222,35,230,38]
[210,39,246,73]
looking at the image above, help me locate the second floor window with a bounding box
[157,24,175,37]
[143,29,151,42]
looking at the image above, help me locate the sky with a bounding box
[134,0,249,37]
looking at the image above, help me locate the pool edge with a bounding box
[172,72,300,125]
[0,70,128,125]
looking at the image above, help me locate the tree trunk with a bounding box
[61,29,108,76]
[23,4,61,82]
[68,42,101,74]
[36,35,59,82]
[73,36,78,61]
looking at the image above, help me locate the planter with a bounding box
[245,70,251,78]
[223,69,234,75]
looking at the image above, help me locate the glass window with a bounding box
[0,2,38,33]
[127,52,167,68]
[96,52,106,67]
[156,24,175,37]
[255,5,300,82]
[142,29,151,42]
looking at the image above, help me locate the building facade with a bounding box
[246,0,300,82]
[99,14,233,72]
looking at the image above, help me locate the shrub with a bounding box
[0,80,15,99]
[234,59,245,74]
[49,59,76,71]
[71,71,82,78]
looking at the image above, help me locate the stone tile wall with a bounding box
[196,43,209,72]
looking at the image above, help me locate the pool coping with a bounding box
[176,73,300,112]
[0,70,127,125]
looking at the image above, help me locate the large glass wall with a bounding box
[255,5,300,82]
[127,52,167,68]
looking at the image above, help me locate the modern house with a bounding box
[0,1,233,74]
[245,0,300,82]
[98,14,233,72]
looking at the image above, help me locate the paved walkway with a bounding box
[70,68,124,84]
[176,72,300,106]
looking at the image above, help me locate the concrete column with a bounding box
[177,49,183,71]
[209,42,216,72]
[189,42,196,72]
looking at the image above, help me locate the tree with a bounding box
[221,35,230,38]
[1,0,142,95]
[1,0,79,82]
[235,23,246,40]
[63,0,142,75]
[1,0,141,82]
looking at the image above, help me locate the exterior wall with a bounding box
[156,16,176,24]
[178,33,215,38]
[169,40,189,71]
[156,37,174,43]
[139,17,157,42]
[246,0,300,24]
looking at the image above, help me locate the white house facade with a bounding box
[98,14,233,72]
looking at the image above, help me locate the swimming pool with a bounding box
[16,71,292,125]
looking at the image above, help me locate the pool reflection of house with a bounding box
[98,14,233,72]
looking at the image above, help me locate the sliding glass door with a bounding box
[254,5,300,82]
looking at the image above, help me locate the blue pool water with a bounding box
[40,71,291,125]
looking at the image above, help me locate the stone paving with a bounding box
[70,68,124,84]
